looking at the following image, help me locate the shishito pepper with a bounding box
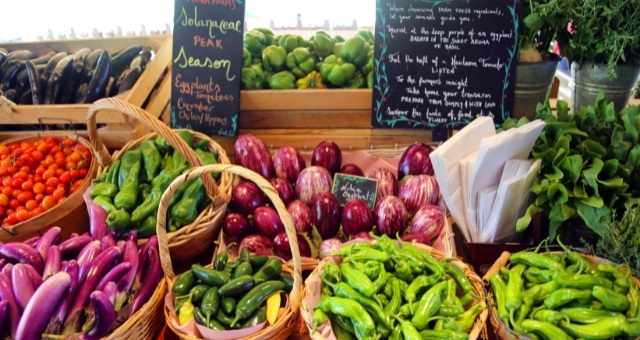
[315,296,375,340]
[243,30,266,58]
[261,45,287,72]
[139,140,161,181]
[412,280,449,330]
[296,71,326,89]
[89,182,118,198]
[308,30,334,59]
[117,149,142,190]
[241,64,266,90]
[131,164,187,223]
[93,195,131,230]
[319,55,356,87]
[113,161,140,211]
[170,177,208,226]
[340,35,370,68]
[268,71,296,90]
[285,47,316,79]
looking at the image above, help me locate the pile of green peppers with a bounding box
[313,235,484,340]
[89,130,220,237]
[242,27,374,90]
[172,245,293,331]
[489,239,640,340]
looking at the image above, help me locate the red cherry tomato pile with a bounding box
[0,137,92,227]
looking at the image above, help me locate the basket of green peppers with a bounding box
[86,98,234,259]
[156,163,303,340]
[301,236,489,340]
[483,238,640,340]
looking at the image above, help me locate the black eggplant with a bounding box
[45,54,74,104]
[23,60,41,104]
[110,45,142,76]
[117,66,142,94]
[18,89,32,104]
[40,52,67,92]
[129,47,153,70]
[2,89,17,102]
[30,51,57,65]
[0,62,23,92]
[80,50,111,103]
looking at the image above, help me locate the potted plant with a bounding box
[514,91,640,246]
[554,0,640,113]
[513,0,563,120]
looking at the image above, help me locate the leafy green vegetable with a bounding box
[510,90,640,241]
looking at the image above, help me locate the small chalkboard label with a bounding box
[170,0,245,137]
[371,0,519,140]
[332,173,378,209]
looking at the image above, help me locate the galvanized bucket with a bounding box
[513,55,561,120]
[570,62,640,113]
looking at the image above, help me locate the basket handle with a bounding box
[156,164,303,311]
[86,97,221,204]
[482,251,511,282]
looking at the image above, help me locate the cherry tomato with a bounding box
[0,145,8,156]
[17,191,34,203]
[46,177,60,187]
[21,180,33,191]
[0,194,8,206]
[25,199,38,211]
[16,209,30,222]
[31,207,43,217]
[52,187,66,201]
[41,195,56,210]
[33,182,45,194]
[11,178,24,189]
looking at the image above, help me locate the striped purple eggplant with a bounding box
[296,166,333,205]
[273,145,306,183]
[0,243,44,274]
[234,133,274,179]
[368,167,399,209]
[375,195,409,237]
[397,175,440,214]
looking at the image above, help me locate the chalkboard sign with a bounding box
[372,0,519,138]
[331,174,378,209]
[170,0,245,137]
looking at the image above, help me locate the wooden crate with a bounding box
[0,35,173,148]
[215,89,435,159]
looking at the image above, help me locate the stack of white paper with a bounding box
[429,118,545,243]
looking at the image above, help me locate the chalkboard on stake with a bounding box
[332,173,378,209]
[371,0,519,140]
[170,0,245,136]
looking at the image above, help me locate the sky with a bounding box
[0,0,375,42]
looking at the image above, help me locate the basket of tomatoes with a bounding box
[0,132,97,242]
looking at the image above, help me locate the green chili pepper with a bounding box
[321,281,390,328]
[389,327,402,340]
[312,308,328,331]
[321,262,342,285]
[253,258,283,284]
[92,195,131,230]
[340,262,376,297]
[441,260,474,295]
[489,272,509,326]
[214,242,234,271]
[371,262,387,294]
[221,297,236,315]
[442,303,484,333]
[331,314,355,334]
[543,288,592,310]
[559,314,628,339]
[412,280,448,330]
[374,234,400,254]
[505,264,526,313]
[396,317,422,340]
[154,135,172,155]
[191,264,230,287]
[556,238,606,279]
[139,140,161,181]
[189,284,210,306]
[622,321,640,338]
[215,308,235,327]
[552,270,613,290]
[346,248,390,263]
[509,251,564,270]
[232,280,285,327]
[131,165,186,223]
[201,286,219,325]
[355,260,380,281]
[117,149,141,189]
[113,161,140,211]
[316,296,375,340]
[401,243,446,278]
[172,270,196,296]
[383,277,402,319]
[194,306,225,330]
[598,263,631,291]
[330,315,356,340]
[500,267,511,281]
[234,261,253,279]
[440,278,465,317]
[532,309,570,325]
[218,275,256,297]
[394,260,414,282]
[459,293,474,307]
[512,296,533,333]
[521,319,572,340]
[627,280,639,318]
[241,306,266,328]
[279,272,294,293]
[398,301,419,318]
[89,182,118,198]
[559,307,620,324]
[249,255,269,271]
[170,177,207,225]
[592,285,630,312]
[524,267,553,284]
[526,280,561,303]
[134,214,156,238]
[105,160,120,185]
[419,329,470,340]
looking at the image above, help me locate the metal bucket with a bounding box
[570,62,640,113]
[513,55,561,120]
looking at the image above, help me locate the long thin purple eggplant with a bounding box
[0,300,8,338]
[78,241,102,279]
[80,291,116,340]
[0,272,19,337]
[101,234,116,252]
[132,235,157,293]
[35,226,61,261]
[43,245,62,280]
[45,260,79,334]
[59,235,93,258]
[23,263,43,288]
[103,281,117,306]
[1,263,11,283]
[23,236,40,248]
[0,243,44,273]
[15,271,71,340]
[116,240,125,251]
[0,258,5,271]
[130,245,162,315]
[115,239,139,311]
[125,230,138,245]
[96,261,131,292]
[11,263,35,312]
[63,246,121,332]
[88,202,110,240]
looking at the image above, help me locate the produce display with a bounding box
[310,236,485,340]
[0,136,92,227]
[226,134,447,260]
[170,245,292,334]
[242,28,374,90]
[488,240,640,340]
[0,227,162,339]
[88,130,220,238]
[0,44,153,105]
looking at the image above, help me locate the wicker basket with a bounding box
[0,132,98,242]
[300,241,489,340]
[157,164,303,340]
[482,250,640,340]
[86,97,234,259]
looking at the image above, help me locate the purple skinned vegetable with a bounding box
[0,272,19,338]
[43,245,62,280]
[0,300,8,338]
[125,230,138,244]
[273,145,306,183]
[397,175,440,215]
[287,199,312,234]
[23,236,40,248]
[1,263,12,283]
[102,234,117,251]
[59,235,93,258]
[130,244,162,315]
[341,199,374,237]
[15,271,71,340]
[239,234,274,256]
[253,206,285,238]
[103,281,117,306]
[0,258,5,271]
[222,212,253,243]
[296,166,333,204]
[368,167,399,208]
[270,177,295,206]
[234,134,274,179]
[397,142,435,180]
[229,180,267,215]
[339,163,364,177]
[310,192,341,239]
[45,260,79,335]
[311,140,342,176]
[116,240,125,251]
[115,239,139,311]
[35,226,61,261]
[12,263,35,312]
[0,242,44,274]
[78,241,103,280]
[96,261,131,292]
[23,263,42,288]
[80,291,116,339]
[375,195,409,237]
[89,203,110,240]
[133,235,157,294]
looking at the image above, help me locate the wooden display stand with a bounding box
[0,35,173,148]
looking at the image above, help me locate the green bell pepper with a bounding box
[340,35,370,68]
[333,42,343,58]
[253,27,274,46]
[345,71,366,89]
[242,48,252,68]
[241,64,266,90]
[268,71,296,90]
[367,70,373,88]
[355,29,374,45]
[285,47,316,78]
[261,45,287,72]
[319,55,356,87]
[243,30,265,58]
[277,33,307,53]
[308,30,334,59]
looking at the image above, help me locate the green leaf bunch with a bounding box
[513,90,640,241]
[519,0,564,58]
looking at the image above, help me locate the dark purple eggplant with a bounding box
[117,65,141,94]
[369,167,399,208]
[0,272,18,337]
[45,54,74,104]
[295,166,333,204]
[253,206,285,238]
[239,234,274,256]
[102,233,117,251]
[273,232,312,261]
[310,191,341,239]
[375,195,409,237]
[81,291,116,339]
[110,45,143,76]
[410,204,445,242]
[85,49,105,71]
[133,236,157,294]
[234,134,274,179]
[352,231,375,242]
[222,212,253,242]
[11,263,35,312]
[35,226,61,261]
[270,177,295,206]
[397,143,435,180]
[339,163,364,177]
[287,199,312,234]
[230,180,267,215]
[0,242,44,273]
[43,245,62,280]
[1,88,17,102]
[81,49,111,103]
[115,239,139,311]
[73,48,92,74]
[39,51,67,91]
[400,232,432,245]
[30,51,56,65]
[59,234,93,258]
[89,203,110,240]
[130,244,162,315]
[397,175,440,214]
[16,271,71,340]
[311,140,342,176]
[0,300,8,338]
[341,199,374,237]
[77,240,102,279]
[273,145,306,183]
[23,60,41,104]
[46,260,79,334]
[0,62,23,92]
